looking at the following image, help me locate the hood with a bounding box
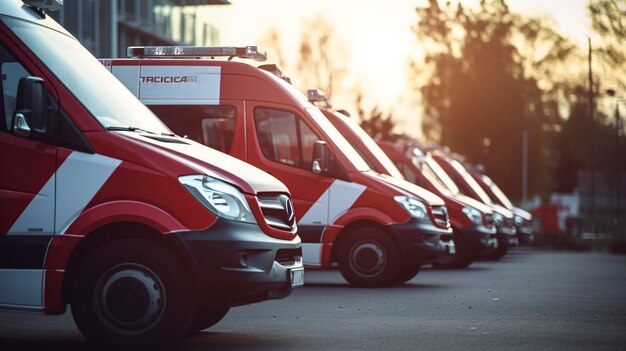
[512,207,532,221]
[453,193,494,214]
[365,171,445,206]
[490,203,514,219]
[119,132,288,195]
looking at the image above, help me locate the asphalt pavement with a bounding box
[1,247,625,350]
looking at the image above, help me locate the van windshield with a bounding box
[305,107,370,172]
[3,17,171,135]
[449,158,493,204]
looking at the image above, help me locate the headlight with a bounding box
[394,196,427,219]
[493,212,504,225]
[514,215,524,226]
[179,175,257,224]
[462,207,482,224]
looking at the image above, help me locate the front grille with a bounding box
[275,248,302,266]
[484,213,494,226]
[257,193,296,231]
[431,205,449,227]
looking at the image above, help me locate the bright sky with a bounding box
[202,0,591,137]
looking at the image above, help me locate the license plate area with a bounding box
[290,268,304,287]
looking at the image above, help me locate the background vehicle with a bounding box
[470,169,534,244]
[376,141,498,268]
[430,151,517,260]
[105,47,452,287]
[0,1,302,348]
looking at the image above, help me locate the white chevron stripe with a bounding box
[8,151,121,236]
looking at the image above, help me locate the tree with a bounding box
[354,90,396,141]
[410,0,580,201]
[590,0,626,91]
[295,14,348,99]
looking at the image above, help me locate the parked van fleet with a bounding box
[0,1,302,348]
[306,90,456,266]
[374,140,498,268]
[430,151,517,260]
[105,46,452,287]
[469,170,534,244]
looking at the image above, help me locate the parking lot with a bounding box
[1,247,625,350]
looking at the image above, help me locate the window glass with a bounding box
[4,17,170,135]
[255,107,320,170]
[149,105,236,153]
[0,43,30,132]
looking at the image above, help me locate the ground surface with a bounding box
[1,247,625,350]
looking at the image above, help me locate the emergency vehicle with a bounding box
[374,141,499,268]
[430,151,517,259]
[469,170,534,244]
[0,1,302,348]
[104,46,452,287]
[305,90,494,269]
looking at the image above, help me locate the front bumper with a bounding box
[496,224,517,245]
[456,222,497,253]
[388,218,452,265]
[172,219,303,309]
[515,224,534,244]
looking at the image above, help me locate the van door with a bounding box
[0,42,56,308]
[246,103,333,266]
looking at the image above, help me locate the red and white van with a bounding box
[469,170,534,244]
[305,92,494,269]
[430,151,517,259]
[0,1,302,348]
[105,46,452,287]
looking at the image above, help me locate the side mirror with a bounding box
[312,140,329,174]
[12,76,46,138]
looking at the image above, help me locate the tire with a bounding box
[188,307,230,334]
[71,239,194,349]
[337,227,400,287]
[432,235,474,269]
[394,264,421,284]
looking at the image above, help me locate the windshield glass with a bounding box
[482,174,513,209]
[449,158,493,204]
[341,113,405,178]
[305,107,370,171]
[4,17,170,134]
[415,155,456,195]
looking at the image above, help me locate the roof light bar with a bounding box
[258,64,292,84]
[307,89,332,108]
[127,46,267,62]
[23,0,63,11]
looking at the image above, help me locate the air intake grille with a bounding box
[431,205,449,227]
[275,248,302,266]
[257,193,296,231]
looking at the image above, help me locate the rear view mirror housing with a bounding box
[312,140,329,174]
[12,76,47,139]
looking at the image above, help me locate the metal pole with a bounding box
[617,103,621,234]
[522,130,528,206]
[588,38,595,230]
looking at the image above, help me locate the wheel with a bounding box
[337,227,400,287]
[71,239,194,349]
[432,235,474,269]
[394,264,421,284]
[188,307,230,334]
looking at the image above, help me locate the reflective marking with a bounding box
[302,243,322,266]
[299,180,366,226]
[0,269,43,306]
[56,152,121,234]
[328,180,366,223]
[8,176,55,235]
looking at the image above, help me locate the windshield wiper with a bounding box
[107,126,156,134]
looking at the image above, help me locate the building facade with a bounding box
[49,0,229,58]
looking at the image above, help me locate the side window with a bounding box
[0,44,30,133]
[254,107,319,170]
[149,105,236,153]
